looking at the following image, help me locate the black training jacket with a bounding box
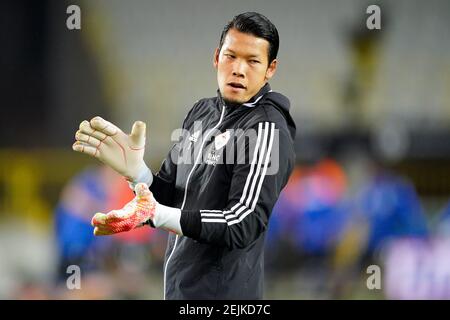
[149,83,296,299]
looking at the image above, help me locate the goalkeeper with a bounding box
[73,12,296,299]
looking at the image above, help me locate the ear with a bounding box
[213,47,220,69]
[265,59,278,81]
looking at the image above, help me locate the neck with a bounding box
[218,83,271,108]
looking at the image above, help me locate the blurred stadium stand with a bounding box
[1,0,450,299]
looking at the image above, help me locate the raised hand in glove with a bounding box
[73,116,152,185]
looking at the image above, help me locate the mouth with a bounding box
[227,82,246,90]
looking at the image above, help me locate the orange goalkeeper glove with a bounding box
[91,183,156,236]
[91,183,183,236]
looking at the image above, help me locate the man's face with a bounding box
[214,28,277,105]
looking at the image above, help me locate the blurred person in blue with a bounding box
[54,165,116,281]
[268,159,350,257]
[265,159,352,298]
[326,163,429,298]
[355,169,428,259]
[54,165,156,298]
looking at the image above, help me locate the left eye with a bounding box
[249,60,259,64]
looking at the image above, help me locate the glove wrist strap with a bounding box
[128,164,153,190]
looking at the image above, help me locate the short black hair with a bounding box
[218,12,279,65]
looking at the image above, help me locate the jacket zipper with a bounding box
[163,105,226,299]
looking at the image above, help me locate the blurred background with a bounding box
[1,0,450,299]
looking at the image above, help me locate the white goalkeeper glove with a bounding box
[72,116,153,186]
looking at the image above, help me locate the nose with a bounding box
[232,60,246,78]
